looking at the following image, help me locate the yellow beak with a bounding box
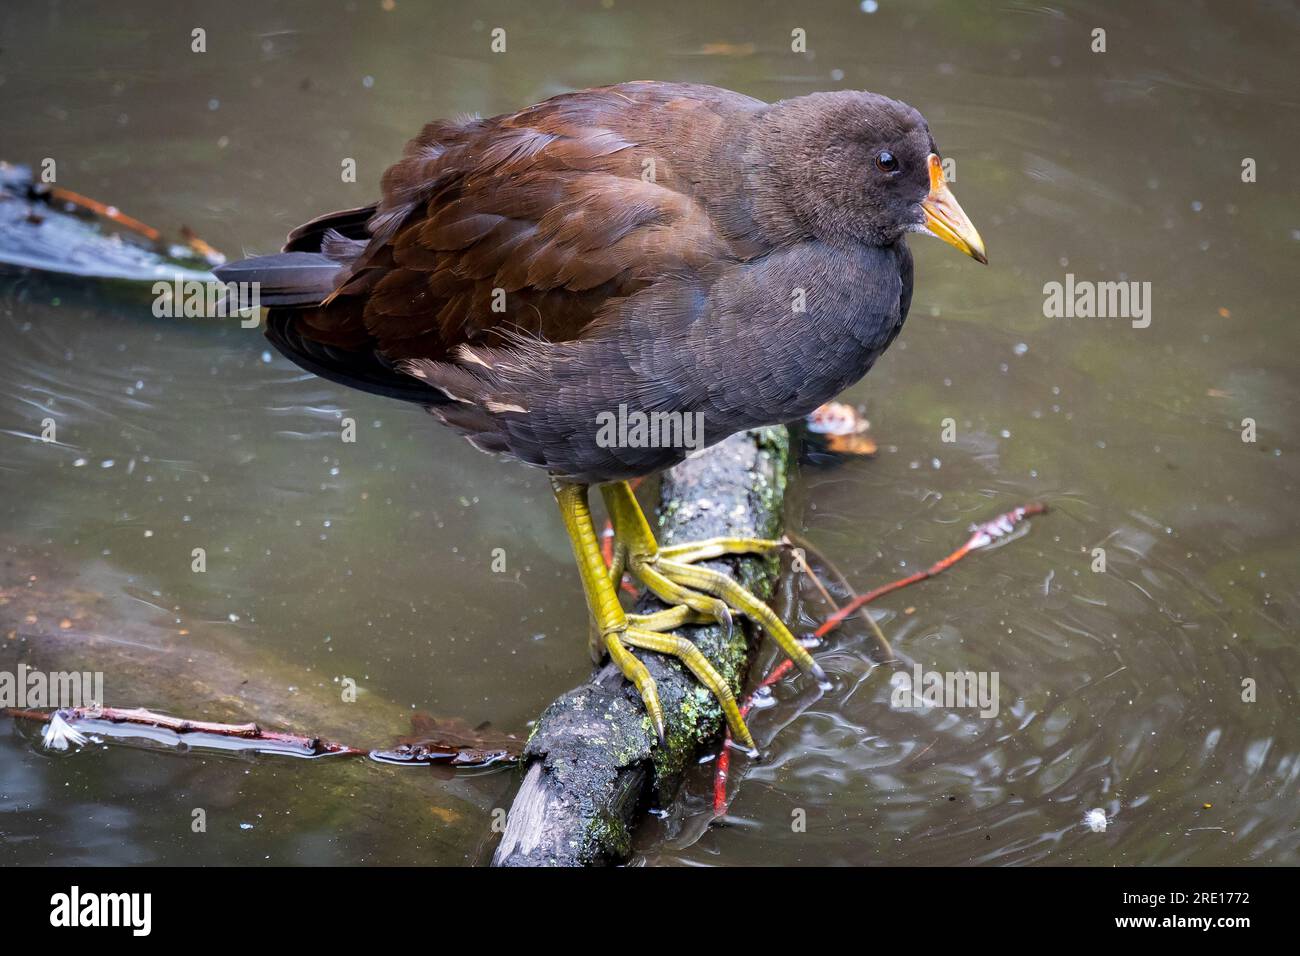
[921,153,987,264]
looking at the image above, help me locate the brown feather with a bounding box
[233,81,938,480]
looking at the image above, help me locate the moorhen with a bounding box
[216,81,985,748]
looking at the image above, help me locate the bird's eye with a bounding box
[875,151,898,173]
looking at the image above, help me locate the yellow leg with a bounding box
[633,559,734,637]
[622,628,755,750]
[552,479,665,744]
[656,558,822,677]
[607,536,627,588]
[659,537,785,564]
[627,605,710,632]
[600,480,826,684]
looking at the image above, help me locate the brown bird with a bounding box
[216,81,985,748]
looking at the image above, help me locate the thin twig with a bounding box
[713,501,1049,816]
[813,502,1047,640]
[4,705,361,755]
[46,187,161,242]
[2,705,519,766]
[786,530,893,658]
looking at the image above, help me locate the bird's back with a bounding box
[220,81,775,403]
[217,81,926,482]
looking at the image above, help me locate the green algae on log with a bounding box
[492,426,790,867]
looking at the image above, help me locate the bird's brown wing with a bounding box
[272,82,768,385]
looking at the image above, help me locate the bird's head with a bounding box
[758,90,986,262]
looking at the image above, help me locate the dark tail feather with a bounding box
[265,310,451,405]
[216,203,376,306]
[213,251,342,306]
[221,203,446,405]
[284,204,376,251]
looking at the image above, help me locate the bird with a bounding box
[215,80,985,749]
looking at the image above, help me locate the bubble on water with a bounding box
[751,686,777,710]
[1084,808,1108,832]
[725,738,759,757]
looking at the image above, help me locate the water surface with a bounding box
[1,0,1296,866]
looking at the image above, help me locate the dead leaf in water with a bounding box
[696,42,757,57]
[371,712,523,767]
[429,806,461,825]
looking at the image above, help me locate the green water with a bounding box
[1,0,1296,865]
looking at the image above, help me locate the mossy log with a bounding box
[492,426,790,867]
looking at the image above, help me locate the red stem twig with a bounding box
[46,187,161,242]
[714,501,1048,816]
[812,502,1047,641]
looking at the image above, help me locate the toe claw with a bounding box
[715,602,733,641]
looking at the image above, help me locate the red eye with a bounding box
[875,150,898,173]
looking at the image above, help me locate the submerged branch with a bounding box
[4,705,362,756]
[3,704,520,766]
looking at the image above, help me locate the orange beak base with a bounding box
[920,153,987,264]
